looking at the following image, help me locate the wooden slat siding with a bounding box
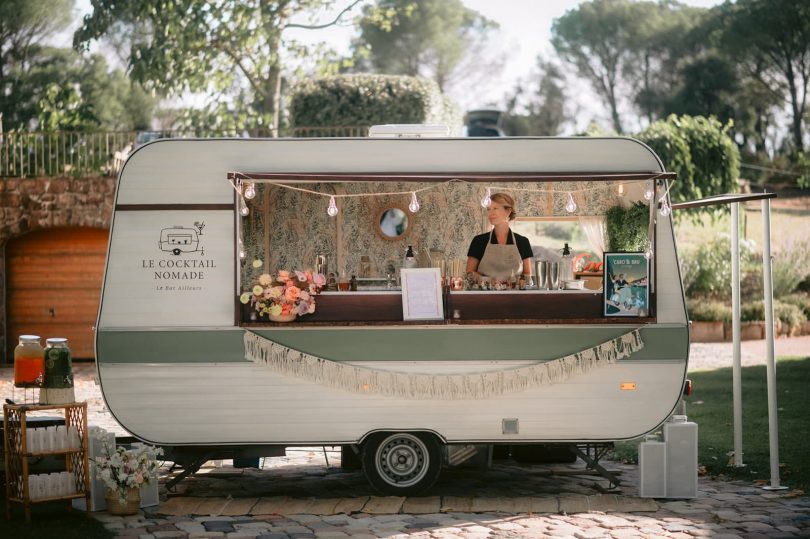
[7,228,108,360]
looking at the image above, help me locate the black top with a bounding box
[467,231,534,261]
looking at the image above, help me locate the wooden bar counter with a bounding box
[242,290,657,326]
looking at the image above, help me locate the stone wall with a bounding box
[0,176,115,362]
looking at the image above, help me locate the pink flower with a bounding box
[277,270,291,282]
[313,273,326,286]
[295,270,307,282]
[285,286,301,302]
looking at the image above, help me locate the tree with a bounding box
[551,0,704,133]
[717,0,810,153]
[74,0,363,133]
[0,0,73,129]
[502,59,570,136]
[351,0,498,94]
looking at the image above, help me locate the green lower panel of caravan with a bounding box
[95,325,688,365]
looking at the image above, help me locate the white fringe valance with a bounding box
[243,329,644,400]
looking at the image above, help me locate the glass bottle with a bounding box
[349,275,358,291]
[403,245,417,269]
[14,335,45,388]
[560,243,574,285]
[44,338,73,389]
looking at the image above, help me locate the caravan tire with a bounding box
[362,432,442,496]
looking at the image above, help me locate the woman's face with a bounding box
[487,201,511,226]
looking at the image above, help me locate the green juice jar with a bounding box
[44,338,73,389]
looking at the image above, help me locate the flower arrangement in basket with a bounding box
[93,442,163,506]
[240,270,326,321]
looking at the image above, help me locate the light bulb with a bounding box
[480,187,491,208]
[659,198,672,217]
[327,195,338,217]
[565,192,577,213]
[617,183,625,197]
[644,242,653,260]
[243,182,256,200]
[644,181,655,201]
[240,204,249,216]
[239,249,246,260]
[409,191,420,212]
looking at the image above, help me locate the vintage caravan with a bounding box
[97,135,688,494]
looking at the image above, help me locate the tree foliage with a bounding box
[636,114,740,215]
[502,59,570,136]
[0,0,154,131]
[351,0,498,94]
[74,0,363,132]
[715,0,810,154]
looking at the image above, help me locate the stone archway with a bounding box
[5,227,109,360]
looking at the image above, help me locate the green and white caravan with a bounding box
[97,135,688,495]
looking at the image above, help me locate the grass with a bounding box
[614,357,810,492]
[674,205,810,253]
[2,502,114,538]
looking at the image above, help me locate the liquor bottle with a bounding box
[560,243,574,284]
[403,245,417,269]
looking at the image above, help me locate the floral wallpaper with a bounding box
[240,180,623,285]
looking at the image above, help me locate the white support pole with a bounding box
[731,203,744,467]
[761,197,786,490]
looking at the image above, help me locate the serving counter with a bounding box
[241,289,656,326]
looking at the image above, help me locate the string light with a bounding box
[240,204,249,217]
[565,192,578,213]
[644,181,655,200]
[659,199,672,216]
[327,195,339,217]
[617,183,625,197]
[480,187,492,208]
[243,181,256,200]
[644,241,653,260]
[408,191,420,212]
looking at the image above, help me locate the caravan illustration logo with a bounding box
[158,222,205,256]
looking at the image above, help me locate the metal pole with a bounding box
[731,203,744,467]
[761,197,786,490]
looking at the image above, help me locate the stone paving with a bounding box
[3,338,810,538]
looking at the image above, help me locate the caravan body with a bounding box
[96,136,689,493]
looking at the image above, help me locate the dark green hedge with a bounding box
[288,74,461,132]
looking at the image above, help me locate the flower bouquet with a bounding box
[93,442,163,507]
[240,270,326,321]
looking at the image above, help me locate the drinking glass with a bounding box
[548,262,560,290]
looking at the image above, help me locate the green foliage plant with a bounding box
[679,234,758,300]
[739,300,807,327]
[636,115,740,218]
[686,298,732,323]
[288,74,461,132]
[782,293,810,319]
[605,201,649,252]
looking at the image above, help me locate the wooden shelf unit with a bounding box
[3,402,91,523]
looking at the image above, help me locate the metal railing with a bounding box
[0,126,370,178]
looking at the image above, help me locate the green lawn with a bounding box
[616,357,810,492]
[3,503,114,539]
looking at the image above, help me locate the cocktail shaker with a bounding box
[548,262,560,290]
[315,255,327,276]
[536,261,549,290]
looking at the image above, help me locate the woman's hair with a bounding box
[490,192,517,221]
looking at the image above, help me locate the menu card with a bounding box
[401,268,444,320]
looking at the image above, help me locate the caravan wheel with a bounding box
[362,432,442,496]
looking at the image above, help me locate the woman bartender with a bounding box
[466,192,533,281]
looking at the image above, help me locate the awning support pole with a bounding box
[731,202,744,467]
[761,196,786,490]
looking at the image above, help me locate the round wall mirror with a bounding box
[376,206,412,241]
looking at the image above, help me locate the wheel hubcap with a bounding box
[375,433,430,488]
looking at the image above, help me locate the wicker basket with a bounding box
[105,487,140,516]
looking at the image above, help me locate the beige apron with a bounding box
[477,230,523,280]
